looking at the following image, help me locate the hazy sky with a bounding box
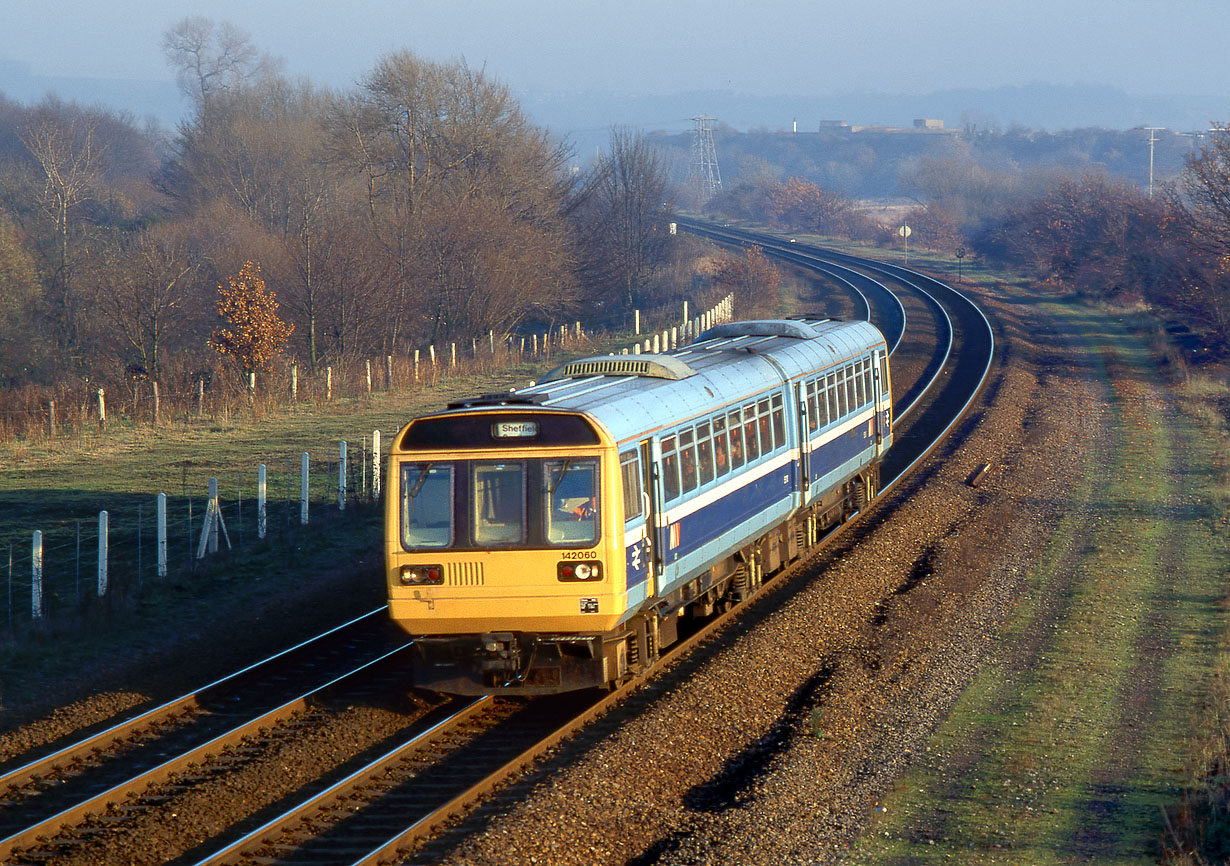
[2,0,1226,99]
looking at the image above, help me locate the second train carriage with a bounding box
[384,317,892,694]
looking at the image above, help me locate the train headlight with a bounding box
[557,560,601,582]
[400,564,443,585]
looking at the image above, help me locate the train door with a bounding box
[639,438,661,598]
[793,381,811,495]
[871,350,886,456]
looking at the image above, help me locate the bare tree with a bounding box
[572,127,673,310]
[90,223,202,381]
[1174,123,1230,342]
[330,51,574,345]
[162,17,281,107]
[18,101,106,358]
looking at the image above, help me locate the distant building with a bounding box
[913,118,945,129]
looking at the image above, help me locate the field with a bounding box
[1,256,1227,863]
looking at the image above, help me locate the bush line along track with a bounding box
[0,232,993,865]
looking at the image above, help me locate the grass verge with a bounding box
[846,296,1229,864]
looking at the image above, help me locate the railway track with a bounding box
[0,231,994,865]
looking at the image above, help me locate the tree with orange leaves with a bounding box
[209,261,293,374]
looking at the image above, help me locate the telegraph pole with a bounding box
[1143,127,1164,198]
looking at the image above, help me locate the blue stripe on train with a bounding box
[625,416,885,594]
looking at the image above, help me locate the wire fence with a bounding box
[2,436,383,642]
[0,293,736,645]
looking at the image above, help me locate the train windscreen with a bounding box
[400,458,600,551]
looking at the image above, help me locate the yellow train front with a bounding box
[384,400,630,694]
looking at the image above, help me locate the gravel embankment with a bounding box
[421,283,1101,865]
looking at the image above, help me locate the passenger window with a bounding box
[826,372,838,420]
[713,416,730,475]
[402,462,454,549]
[806,381,819,432]
[728,410,746,468]
[743,405,760,461]
[697,421,715,485]
[836,370,847,418]
[770,394,785,449]
[845,365,857,412]
[863,359,874,402]
[661,435,680,501]
[620,450,642,521]
[473,462,525,545]
[679,428,698,493]
[757,400,772,453]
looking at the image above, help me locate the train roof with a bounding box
[472,316,888,447]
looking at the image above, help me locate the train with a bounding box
[383,316,892,694]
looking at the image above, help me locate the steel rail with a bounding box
[0,639,414,860]
[186,697,491,866]
[677,220,948,425]
[0,606,389,795]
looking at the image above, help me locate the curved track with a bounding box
[0,230,995,865]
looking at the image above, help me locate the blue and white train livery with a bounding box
[384,317,892,694]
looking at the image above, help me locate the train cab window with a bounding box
[713,416,730,475]
[826,372,838,421]
[845,365,857,412]
[661,435,681,501]
[545,459,599,545]
[679,428,698,493]
[620,450,643,521]
[880,354,890,395]
[472,462,525,545]
[401,462,454,549]
[770,394,785,449]
[696,422,715,485]
[727,411,745,469]
[743,405,761,461]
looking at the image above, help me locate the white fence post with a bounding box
[372,430,382,500]
[156,493,167,577]
[31,531,42,620]
[338,441,347,511]
[257,464,267,540]
[635,309,641,335]
[300,452,310,525]
[208,478,219,554]
[97,510,109,597]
